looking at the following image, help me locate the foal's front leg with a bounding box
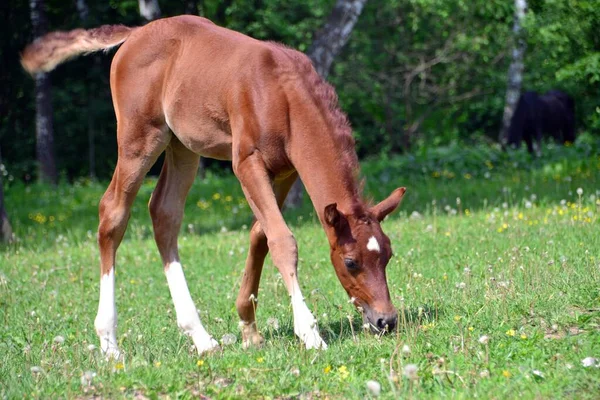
[234,154,326,350]
[236,173,298,348]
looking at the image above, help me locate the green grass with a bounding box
[1,144,600,398]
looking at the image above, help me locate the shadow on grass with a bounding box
[259,303,441,346]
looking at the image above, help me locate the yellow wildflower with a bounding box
[506,329,516,337]
[197,360,204,367]
[338,365,349,380]
[502,370,511,378]
[324,365,332,374]
[256,357,264,363]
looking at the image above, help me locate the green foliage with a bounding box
[0,0,598,181]
[2,147,600,398]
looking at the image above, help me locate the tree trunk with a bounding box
[285,0,368,208]
[30,0,57,185]
[139,0,161,21]
[75,0,89,21]
[184,0,200,15]
[499,0,527,146]
[0,147,13,243]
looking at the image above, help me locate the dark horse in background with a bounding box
[508,90,575,155]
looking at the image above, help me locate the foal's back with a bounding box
[112,16,310,165]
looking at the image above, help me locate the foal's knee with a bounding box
[267,233,298,269]
[98,192,128,248]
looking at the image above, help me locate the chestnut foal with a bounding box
[22,16,406,357]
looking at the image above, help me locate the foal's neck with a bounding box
[291,123,365,225]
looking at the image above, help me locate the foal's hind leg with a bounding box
[237,173,298,348]
[149,139,219,354]
[95,123,168,358]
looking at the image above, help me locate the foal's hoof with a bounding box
[295,321,328,350]
[240,321,265,349]
[102,346,121,361]
[242,332,265,349]
[193,337,221,355]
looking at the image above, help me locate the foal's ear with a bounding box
[324,203,343,228]
[371,187,406,222]
[324,203,350,236]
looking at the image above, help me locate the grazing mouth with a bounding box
[357,303,398,334]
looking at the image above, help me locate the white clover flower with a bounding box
[87,344,96,351]
[456,282,466,290]
[479,369,490,378]
[53,335,65,344]
[366,380,381,396]
[30,366,43,374]
[402,344,411,356]
[478,335,490,345]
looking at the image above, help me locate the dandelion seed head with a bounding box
[532,369,544,379]
[267,317,280,330]
[366,380,381,396]
[582,357,598,368]
[478,335,490,345]
[403,364,418,380]
[80,370,96,386]
[402,344,411,356]
[53,335,65,344]
[221,333,237,346]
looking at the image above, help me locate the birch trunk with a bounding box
[30,0,57,185]
[286,0,368,208]
[499,0,527,146]
[139,0,161,21]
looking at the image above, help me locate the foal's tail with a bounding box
[21,25,137,74]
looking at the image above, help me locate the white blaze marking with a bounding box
[367,236,381,252]
[94,267,119,358]
[165,261,218,354]
[290,282,327,350]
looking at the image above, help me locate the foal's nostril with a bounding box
[376,315,398,332]
[386,315,398,331]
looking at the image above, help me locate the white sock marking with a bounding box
[165,261,218,354]
[367,236,381,252]
[290,282,327,350]
[94,268,120,358]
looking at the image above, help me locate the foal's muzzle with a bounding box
[364,308,398,333]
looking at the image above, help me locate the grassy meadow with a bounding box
[1,141,600,399]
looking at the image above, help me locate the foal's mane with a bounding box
[270,43,367,215]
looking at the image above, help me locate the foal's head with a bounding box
[324,187,406,333]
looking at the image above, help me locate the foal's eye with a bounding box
[344,258,359,270]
